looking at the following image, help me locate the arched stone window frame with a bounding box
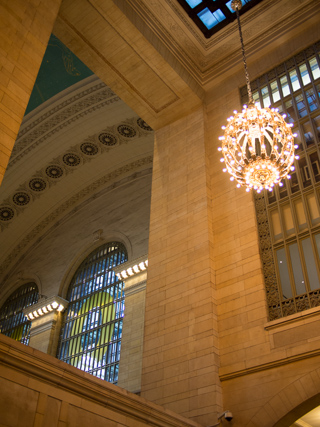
[0,281,39,344]
[57,239,128,384]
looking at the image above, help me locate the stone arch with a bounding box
[274,394,320,427]
[246,361,320,427]
[58,230,132,299]
[0,272,42,308]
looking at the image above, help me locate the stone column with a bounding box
[115,257,148,393]
[24,296,68,357]
[141,107,222,426]
[0,0,62,184]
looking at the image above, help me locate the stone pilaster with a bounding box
[141,107,222,426]
[115,257,147,393]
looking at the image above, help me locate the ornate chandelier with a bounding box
[218,0,298,192]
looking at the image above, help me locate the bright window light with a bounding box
[185,0,202,7]
[198,8,225,30]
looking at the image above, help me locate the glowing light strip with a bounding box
[116,260,148,280]
[24,296,67,320]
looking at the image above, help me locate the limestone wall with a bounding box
[204,17,320,427]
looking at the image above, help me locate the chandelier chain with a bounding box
[234,5,253,103]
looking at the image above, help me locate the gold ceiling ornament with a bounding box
[218,0,299,193]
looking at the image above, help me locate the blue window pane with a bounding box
[185,0,202,7]
[198,8,226,30]
[0,283,38,345]
[226,1,234,12]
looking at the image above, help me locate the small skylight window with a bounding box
[198,8,225,29]
[185,0,202,7]
[177,0,263,38]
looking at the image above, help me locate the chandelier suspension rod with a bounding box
[233,2,253,103]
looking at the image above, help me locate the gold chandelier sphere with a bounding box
[218,103,299,192]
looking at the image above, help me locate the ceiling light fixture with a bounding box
[218,0,299,193]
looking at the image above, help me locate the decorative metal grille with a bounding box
[241,42,320,319]
[57,242,127,384]
[176,0,263,38]
[0,283,38,344]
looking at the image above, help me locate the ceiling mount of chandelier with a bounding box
[218,0,299,193]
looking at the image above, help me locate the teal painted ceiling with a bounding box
[25,34,93,115]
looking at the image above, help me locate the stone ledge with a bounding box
[265,306,320,331]
[0,333,201,427]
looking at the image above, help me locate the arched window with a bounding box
[0,283,39,344]
[58,242,128,384]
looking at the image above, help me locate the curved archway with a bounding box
[58,231,132,300]
[274,394,320,427]
[0,272,42,308]
[245,361,320,426]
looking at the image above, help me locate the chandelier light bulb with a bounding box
[219,103,296,191]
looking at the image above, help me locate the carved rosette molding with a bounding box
[15,81,108,141]
[0,157,153,282]
[0,117,153,229]
[9,86,120,168]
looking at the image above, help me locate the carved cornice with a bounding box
[123,0,318,86]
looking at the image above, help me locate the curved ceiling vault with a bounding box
[0,33,154,286]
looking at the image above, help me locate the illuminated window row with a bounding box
[24,296,67,320]
[116,259,148,280]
